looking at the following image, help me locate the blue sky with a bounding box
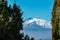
[7,0,54,21]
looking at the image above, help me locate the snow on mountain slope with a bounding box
[22,18,52,40]
[23,18,52,28]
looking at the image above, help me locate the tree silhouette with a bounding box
[30,37,34,40]
[24,35,30,40]
[0,0,35,40]
[0,0,23,40]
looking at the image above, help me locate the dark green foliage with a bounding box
[0,0,23,40]
[0,0,35,40]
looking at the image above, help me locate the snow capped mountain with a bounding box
[23,18,52,40]
[23,18,52,28]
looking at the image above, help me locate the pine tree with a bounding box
[0,0,9,40]
[0,0,23,40]
[0,0,34,40]
[11,3,23,40]
[24,35,30,40]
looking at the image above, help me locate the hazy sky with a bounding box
[8,0,54,21]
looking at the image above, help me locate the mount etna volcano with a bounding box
[23,18,52,40]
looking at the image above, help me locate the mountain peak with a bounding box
[23,18,52,28]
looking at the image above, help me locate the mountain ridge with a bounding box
[23,18,52,40]
[23,18,52,29]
